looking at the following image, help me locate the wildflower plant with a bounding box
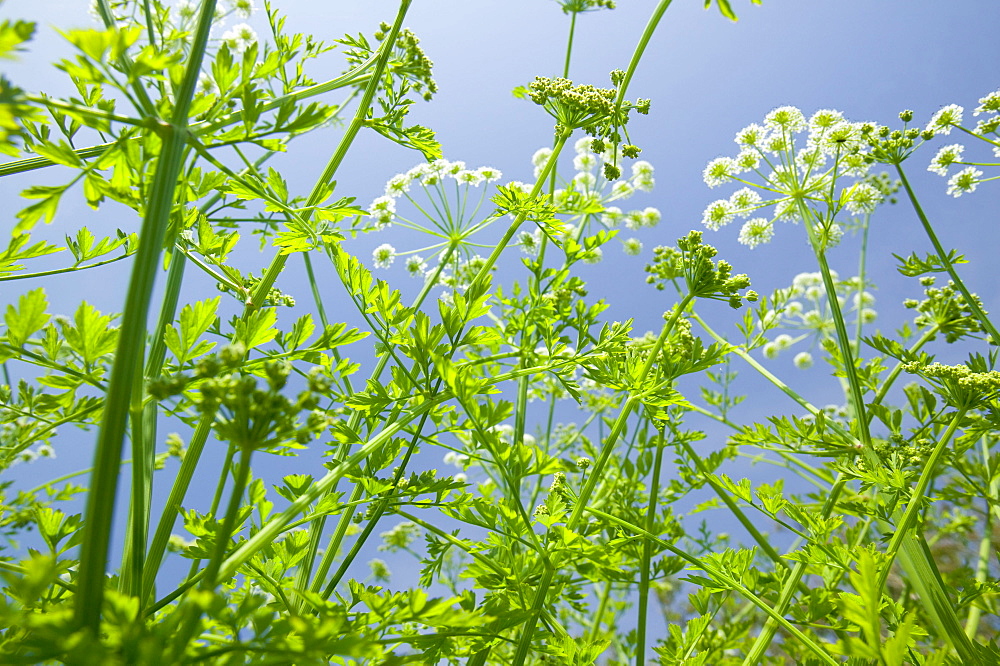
[1,0,1000,665]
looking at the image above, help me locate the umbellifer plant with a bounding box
[0,0,998,664]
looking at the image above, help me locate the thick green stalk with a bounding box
[141,412,214,604]
[613,1,673,110]
[812,246,873,450]
[636,427,665,666]
[896,164,1000,343]
[169,445,254,661]
[74,0,217,632]
[965,438,997,638]
[563,11,578,78]
[120,234,188,600]
[877,407,968,591]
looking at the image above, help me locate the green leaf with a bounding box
[4,287,49,347]
[0,18,36,60]
[58,301,118,366]
[234,307,278,349]
[164,296,220,364]
[31,140,83,168]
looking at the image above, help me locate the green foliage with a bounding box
[1,0,999,665]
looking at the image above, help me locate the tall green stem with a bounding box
[895,164,1000,343]
[636,426,665,666]
[74,0,217,632]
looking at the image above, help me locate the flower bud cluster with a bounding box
[149,345,333,450]
[903,277,984,343]
[645,231,757,309]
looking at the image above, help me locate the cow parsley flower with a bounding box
[639,206,662,227]
[476,166,502,182]
[372,243,396,268]
[518,229,542,255]
[574,136,594,154]
[808,109,845,138]
[601,206,623,226]
[405,255,427,276]
[581,247,603,264]
[737,217,773,248]
[385,173,412,196]
[734,123,768,147]
[573,171,597,189]
[231,0,256,19]
[611,180,634,199]
[368,195,396,228]
[456,169,485,186]
[729,187,762,216]
[735,149,761,171]
[843,182,881,215]
[632,160,654,178]
[622,237,643,255]
[764,106,807,133]
[703,157,740,187]
[222,23,258,54]
[946,166,982,197]
[974,89,1000,116]
[928,144,964,176]
[702,199,737,230]
[574,152,598,172]
[926,104,964,136]
[793,351,814,369]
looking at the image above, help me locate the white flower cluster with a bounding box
[367,159,502,231]
[700,106,882,249]
[924,90,1000,197]
[760,271,876,367]
[525,139,660,259]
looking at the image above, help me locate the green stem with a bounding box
[813,246,873,450]
[587,507,840,666]
[854,214,871,357]
[511,295,692,666]
[965,438,996,639]
[613,0,673,109]
[636,425,665,666]
[74,0,217,633]
[141,412,214,604]
[877,407,968,591]
[896,163,1000,343]
[563,11,578,78]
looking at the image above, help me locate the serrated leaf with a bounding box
[165,296,220,364]
[235,307,278,349]
[4,287,49,347]
[59,301,117,366]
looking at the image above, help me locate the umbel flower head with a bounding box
[698,106,890,251]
